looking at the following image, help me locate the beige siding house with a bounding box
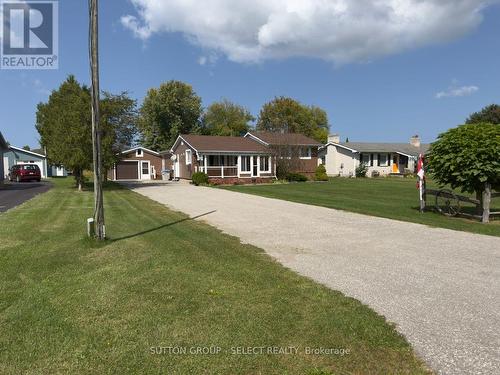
[320,134,430,177]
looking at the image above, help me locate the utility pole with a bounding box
[89,0,105,239]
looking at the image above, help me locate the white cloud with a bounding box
[120,0,497,64]
[435,82,479,99]
[198,53,218,66]
[198,56,207,66]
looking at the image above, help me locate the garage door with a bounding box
[116,161,138,180]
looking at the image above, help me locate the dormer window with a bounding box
[136,149,143,157]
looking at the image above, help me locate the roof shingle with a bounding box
[247,131,322,146]
[179,134,270,153]
[337,142,430,157]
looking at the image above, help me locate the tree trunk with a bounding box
[74,169,83,191]
[482,183,491,224]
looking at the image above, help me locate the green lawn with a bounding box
[223,178,500,237]
[0,178,430,374]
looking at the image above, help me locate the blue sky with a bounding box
[1,0,499,149]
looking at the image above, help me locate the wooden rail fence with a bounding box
[423,183,498,223]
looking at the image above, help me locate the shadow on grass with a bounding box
[109,210,217,242]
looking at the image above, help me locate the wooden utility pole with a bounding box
[90,0,105,239]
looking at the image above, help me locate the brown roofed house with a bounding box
[167,131,323,183]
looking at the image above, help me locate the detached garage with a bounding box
[3,146,48,179]
[109,147,162,181]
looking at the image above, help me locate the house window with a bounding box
[227,156,237,166]
[185,150,192,165]
[241,156,251,172]
[259,156,270,172]
[299,147,312,159]
[142,162,149,175]
[136,149,143,157]
[378,153,389,167]
[209,155,221,166]
[361,153,371,166]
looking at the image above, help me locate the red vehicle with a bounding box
[9,164,42,182]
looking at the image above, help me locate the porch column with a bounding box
[204,154,208,174]
[237,155,241,178]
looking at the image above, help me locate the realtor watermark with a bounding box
[150,346,351,357]
[1,0,58,69]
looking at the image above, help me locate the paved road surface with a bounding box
[126,182,500,375]
[0,181,52,213]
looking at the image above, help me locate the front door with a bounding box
[174,156,180,178]
[392,154,399,173]
[252,156,258,177]
[141,161,151,180]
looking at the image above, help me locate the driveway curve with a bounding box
[126,182,500,375]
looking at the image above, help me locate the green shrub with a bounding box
[286,173,308,182]
[191,172,209,186]
[355,164,368,178]
[315,164,329,181]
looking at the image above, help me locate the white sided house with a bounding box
[3,146,49,178]
[320,134,430,177]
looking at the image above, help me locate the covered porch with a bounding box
[197,153,274,179]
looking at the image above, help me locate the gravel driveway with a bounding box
[126,181,500,375]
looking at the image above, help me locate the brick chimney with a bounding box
[328,134,340,144]
[410,135,421,148]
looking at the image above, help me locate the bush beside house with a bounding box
[286,173,308,182]
[355,164,368,178]
[191,172,209,186]
[315,165,328,181]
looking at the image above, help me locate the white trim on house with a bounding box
[320,142,358,153]
[299,146,312,160]
[170,135,199,154]
[139,160,151,180]
[9,146,47,158]
[243,132,270,146]
[121,146,160,156]
[259,155,271,173]
[395,151,416,159]
[185,149,192,165]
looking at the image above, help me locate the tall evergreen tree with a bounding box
[36,76,138,190]
[36,76,92,190]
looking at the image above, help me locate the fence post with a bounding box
[482,183,491,223]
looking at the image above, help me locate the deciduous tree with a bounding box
[100,92,139,173]
[466,104,500,125]
[428,123,500,197]
[256,97,329,143]
[202,99,254,136]
[139,81,202,150]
